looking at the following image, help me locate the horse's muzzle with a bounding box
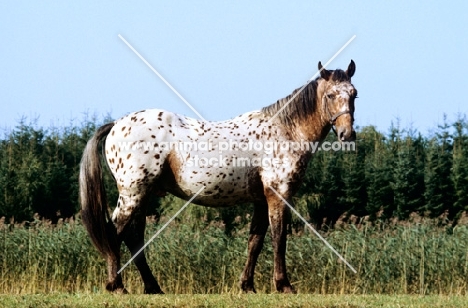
[337,127,356,142]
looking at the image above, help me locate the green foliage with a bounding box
[391,136,424,220]
[423,120,454,218]
[0,116,111,221]
[452,117,468,219]
[364,127,393,219]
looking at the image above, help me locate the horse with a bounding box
[79,60,357,294]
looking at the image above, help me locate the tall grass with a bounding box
[1,217,468,295]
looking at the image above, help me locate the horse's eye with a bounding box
[327,94,335,100]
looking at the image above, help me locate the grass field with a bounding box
[1,294,468,308]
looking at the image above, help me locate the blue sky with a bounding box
[1,1,467,134]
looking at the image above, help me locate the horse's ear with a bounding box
[318,61,331,80]
[346,60,356,78]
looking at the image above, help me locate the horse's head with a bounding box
[318,60,357,141]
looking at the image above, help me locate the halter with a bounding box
[330,110,351,125]
[325,97,352,137]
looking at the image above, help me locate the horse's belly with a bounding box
[170,164,260,207]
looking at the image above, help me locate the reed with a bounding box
[1,217,467,295]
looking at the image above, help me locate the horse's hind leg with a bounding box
[105,191,143,293]
[240,201,269,293]
[103,222,126,293]
[122,208,164,294]
[103,192,141,293]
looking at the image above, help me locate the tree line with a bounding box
[297,116,468,228]
[0,115,467,229]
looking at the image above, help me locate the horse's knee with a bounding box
[112,193,142,234]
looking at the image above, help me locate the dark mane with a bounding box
[261,70,351,127]
[261,79,319,128]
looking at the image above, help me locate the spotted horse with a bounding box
[79,60,358,294]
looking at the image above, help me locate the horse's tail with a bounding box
[79,122,117,257]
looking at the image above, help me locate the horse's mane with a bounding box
[261,70,350,127]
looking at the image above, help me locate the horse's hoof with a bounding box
[282,287,296,294]
[240,280,257,294]
[275,280,296,294]
[277,285,296,294]
[115,288,129,294]
[241,288,256,294]
[106,281,127,294]
[144,287,165,294]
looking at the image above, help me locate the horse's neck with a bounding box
[291,100,331,143]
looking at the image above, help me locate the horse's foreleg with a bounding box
[265,189,295,294]
[123,211,164,294]
[240,201,269,293]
